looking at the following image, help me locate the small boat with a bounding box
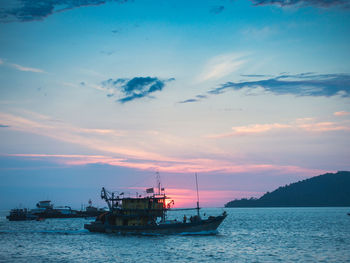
[6,208,37,221]
[7,200,106,221]
[84,174,227,235]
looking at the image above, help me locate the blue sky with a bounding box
[0,0,349,208]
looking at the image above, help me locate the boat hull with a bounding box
[33,211,104,219]
[7,210,105,221]
[6,214,37,221]
[84,214,226,235]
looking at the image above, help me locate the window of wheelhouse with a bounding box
[157,198,165,208]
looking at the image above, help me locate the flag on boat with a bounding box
[146,188,154,193]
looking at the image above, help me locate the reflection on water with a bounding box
[1,207,350,262]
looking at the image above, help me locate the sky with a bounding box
[0,0,349,209]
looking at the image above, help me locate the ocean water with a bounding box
[1,207,350,262]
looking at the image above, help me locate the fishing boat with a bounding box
[6,208,38,221]
[7,200,105,221]
[84,174,227,235]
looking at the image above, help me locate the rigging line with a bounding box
[195,172,200,218]
[120,172,156,190]
[195,173,200,204]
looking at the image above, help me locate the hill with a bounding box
[225,171,350,207]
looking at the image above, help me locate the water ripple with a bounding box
[0,208,350,262]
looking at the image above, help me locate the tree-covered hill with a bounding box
[225,171,350,207]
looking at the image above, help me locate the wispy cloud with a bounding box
[2,152,325,178]
[197,53,248,82]
[0,58,44,73]
[0,110,191,169]
[251,0,350,9]
[10,63,45,73]
[209,73,350,98]
[240,74,272,78]
[178,95,207,104]
[178,99,199,104]
[206,118,350,138]
[0,110,327,176]
[0,111,135,155]
[297,121,350,132]
[179,72,350,104]
[334,111,350,116]
[101,76,174,103]
[0,0,129,23]
[241,26,276,40]
[206,123,290,138]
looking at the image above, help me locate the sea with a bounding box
[1,207,350,262]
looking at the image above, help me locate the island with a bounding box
[225,171,350,207]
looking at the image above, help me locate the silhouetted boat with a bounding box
[84,174,227,235]
[6,208,37,221]
[7,200,106,221]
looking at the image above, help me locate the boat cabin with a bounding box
[36,200,53,209]
[100,187,171,227]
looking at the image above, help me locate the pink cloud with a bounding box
[206,123,291,138]
[3,153,326,178]
[232,123,291,135]
[298,121,350,132]
[206,118,350,138]
[334,111,350,117]
[0,111,333,177]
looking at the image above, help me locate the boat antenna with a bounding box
[156,171,161,195]
[195,172,200,218]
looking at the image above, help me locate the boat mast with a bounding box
[156,171,161,195]
[156,171,166,222]
[101,187,112,211]
[195,173,200,218]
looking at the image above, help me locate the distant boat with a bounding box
[6,208,37,221]
[84,174,227,235]
[7,200,106,221]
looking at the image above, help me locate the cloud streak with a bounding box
[180,73,350,104]
[0,58,45,73]
[178,95,207,104]
[0,110,328,176]
[2,153,325,178]
[10,63,45,73]
[209,73,350,98]
[334,111,350,116]
[251,0,350,9]
[101,76,174,103]
[0,0,129,23]
[206,118,350,138]
[197,53,248,82]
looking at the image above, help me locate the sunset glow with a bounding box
[0,0,349,209]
